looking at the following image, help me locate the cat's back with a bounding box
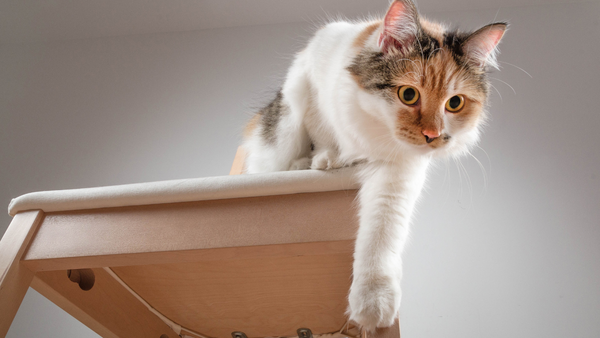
[302,20,381,81]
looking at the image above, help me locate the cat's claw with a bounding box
[347,274,401,331]
[311,150,343,170]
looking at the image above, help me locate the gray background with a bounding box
[2,0,599,337]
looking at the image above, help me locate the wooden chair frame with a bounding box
[0,148,400,338]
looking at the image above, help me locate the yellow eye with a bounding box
[398,86,420,105]
[445,95,465,112]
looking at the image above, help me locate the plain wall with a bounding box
[2,2,599,337]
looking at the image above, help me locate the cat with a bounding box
[242,0,506,330]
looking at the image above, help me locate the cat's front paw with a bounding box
[348,273,401,331]
[311,150,343,170]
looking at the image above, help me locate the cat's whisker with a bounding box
[499,61,533,78]
[426,47,443,64]
[475,145,493,178]
[390,142,402,165]
[457,157,474,209]
[443,157,452,206]
[403,71,422,79]
[489,83,503,102]
[490,77,516,95]
[416,37,425,64]
[381,139,401,165]
[467,149,488,193]
[465,159,476,208]
[401,59,425,78]
[452,157,465,204]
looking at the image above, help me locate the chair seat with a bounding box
[8,167,368,337]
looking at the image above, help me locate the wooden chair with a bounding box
[0,148,400,338]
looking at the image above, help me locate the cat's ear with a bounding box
[378,0,420,55]
[462,23,507,69]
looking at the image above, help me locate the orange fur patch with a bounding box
[420,18,445,45]
[243,114,261,138]
[353,21,381,50]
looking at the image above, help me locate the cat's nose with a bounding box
[422,129,440,143]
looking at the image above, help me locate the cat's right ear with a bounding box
[378,0,421,55]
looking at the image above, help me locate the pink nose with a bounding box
[422,129,441,143]
[422,129,440,138]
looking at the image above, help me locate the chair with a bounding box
[0,148,400,338]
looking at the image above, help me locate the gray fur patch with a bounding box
[260,91,287,144]
[347,32,440,97]
[347,51,401,93]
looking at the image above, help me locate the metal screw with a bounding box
[297,328,313,338]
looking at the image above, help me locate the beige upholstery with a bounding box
[9,166,360,216]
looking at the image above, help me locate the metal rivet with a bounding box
[297,328,313,338]
[232,332,248,338]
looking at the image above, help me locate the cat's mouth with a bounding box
[434,134,452,145]
[397,131,452,150]
[424,134,451,149]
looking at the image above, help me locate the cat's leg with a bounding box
[348,159,429,330]
[244,90,311,173]
[278,57,314,171]
[244,113,310,173]
[306,120,345,170]
[244,52,314,173]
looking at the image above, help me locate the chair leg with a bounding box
[229,146,246,175]
[0,210,44,336]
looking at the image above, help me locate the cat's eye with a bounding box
[445,95,465,112]
[398,86,420,106]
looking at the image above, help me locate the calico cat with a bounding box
[242,0,506,330]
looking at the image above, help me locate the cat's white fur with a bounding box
[243,12,502,330]
[244,21,434,329]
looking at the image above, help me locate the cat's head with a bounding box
[349,0,506,157]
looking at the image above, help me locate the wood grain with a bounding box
[112,252,354,337]
[33,268,180,338]
[0,210,43,336]
[24,240,354,272]
[23,191,359,268]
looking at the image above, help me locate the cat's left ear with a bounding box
[378,0,421,55]
[462,23,508,69]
